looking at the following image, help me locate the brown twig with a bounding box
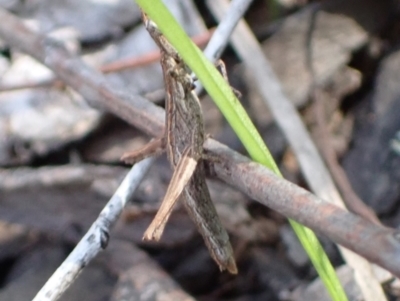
[0,78,59,92]
[312,90,381,225]
[100,28,214,73]
[1,8,400,276]
[0,29,213,92]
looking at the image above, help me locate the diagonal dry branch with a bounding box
[206,1,387,300]
[32,158,155,301]
[1,7,400,277]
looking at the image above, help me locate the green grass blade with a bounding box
[135,1,348,300]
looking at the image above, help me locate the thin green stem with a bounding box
[135,1,348,300]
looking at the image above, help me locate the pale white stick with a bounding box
[32,157,154,301]
[194,0,253,95]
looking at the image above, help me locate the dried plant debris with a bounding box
[2,0,400,300]
[262,0,392,106]
[108,240,196,301]
[0,243,115,301]
[0,164,199,246]
[100,0,206,95]
[291,265,393,301]
[0,54,101,165]
[0,0,206,166]
[0,165,124,238]
[343,49,400,215]
[0,0,141,42]
[81,121,151,163]
[0,221,38,260]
